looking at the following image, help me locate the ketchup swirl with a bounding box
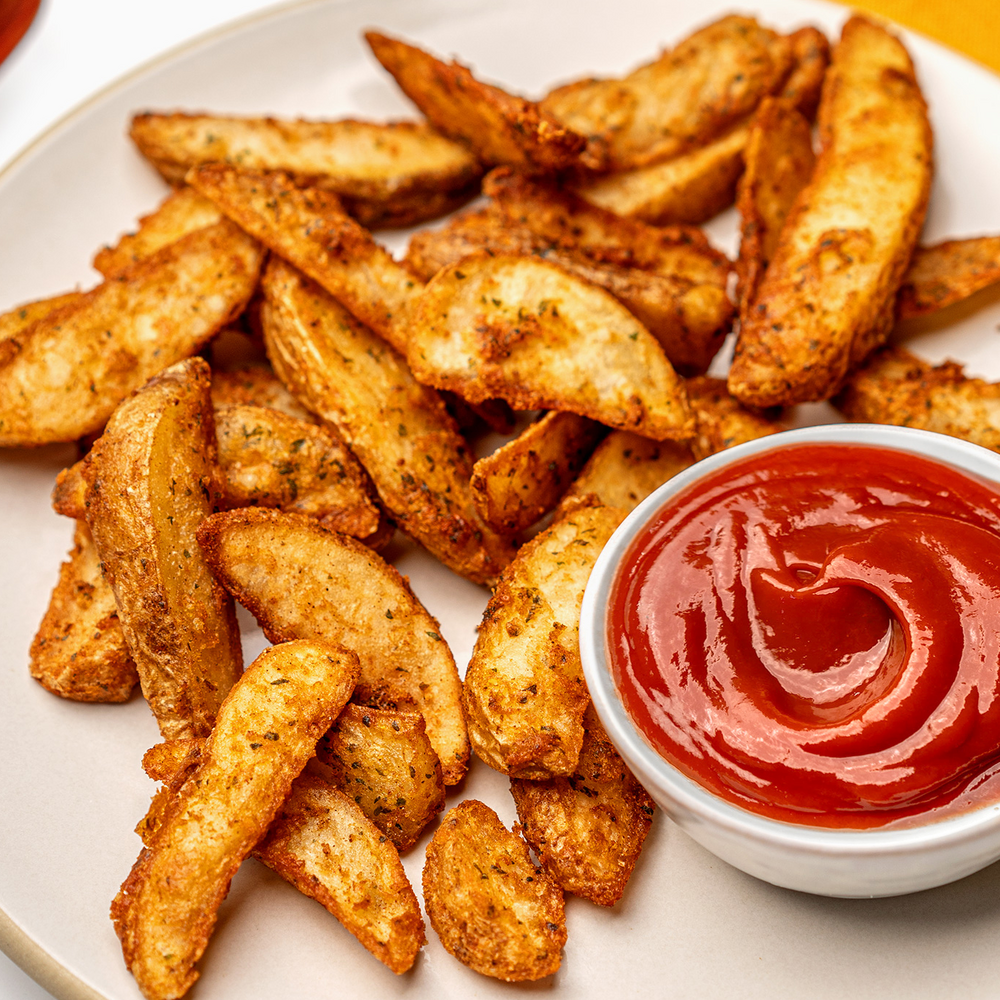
[609,443,1000,828]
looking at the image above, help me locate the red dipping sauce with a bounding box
[608,443,1000,829]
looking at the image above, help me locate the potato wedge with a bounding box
[558,431,693,516]
[256,773,426,974]
[686,376,786,459]
[423,799,566,982]
[197,507,470,784]
[835,346,1000,451]
[471,411,605,534]
[896,236,1000,319]
[464,499,621,778]
[111,639,359,1000]
[0,220,263,446]
[85,358,242,740]
[735,97,816,316]
[129,112,481,203]
[214,403,382,539]
[260,257,513,584]
[209,362,315,421]
[408,254,694,441]
[365,31,596,173]
[540,14,792,171]
[510,705,655,906]
[92,186,223,278]
[29,521,139,702]
[311,703,445,851]
[728,16,933,407]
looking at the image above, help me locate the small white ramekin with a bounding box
[580,423,1000,898]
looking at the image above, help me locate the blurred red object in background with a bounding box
[0,0,41,68]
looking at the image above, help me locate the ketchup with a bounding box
[608,443,1000,829]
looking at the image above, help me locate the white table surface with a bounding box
[0,4,289,998]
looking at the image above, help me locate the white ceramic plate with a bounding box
[3,2,1000,998]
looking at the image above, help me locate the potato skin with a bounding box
[422,799,566,982]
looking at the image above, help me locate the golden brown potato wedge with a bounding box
[464,499,622,778]
[197,507,470,784]
[366,31,596,173]
[735,97,816,316]
[896,236,1000,319]
[558,432,693,516]
[540,14,792,171]
[92,187,223,278]
[129,112,481,203]
[85,358,242,740]
[29,521,139,702]
[214,403,382,539]
[0,220,262,447]
[209,362,315,421]
[188,163,417,355]
[422,799,566,982]
[686,376,786,459]
[260,257,513,584]
[471,411,605,534]
[728,16,933,407]
[836,346,1000,451]
[408,254,694,441]
[311,703,445,851]
[510,705,655,906]
[111,639,359,1000]
[255,773,426,974]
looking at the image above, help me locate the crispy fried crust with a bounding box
[686,375,786,460]
[471,411,605,534]
[408,253,694,441]
[780,26,832,119]
[130,112,481,201]
[197,507,470,784]
[85,358,243,740]
[214,403,382,538]
[511,705,655,906]
[29,521,139,702]
[464,500,622,778]
[311,703,445,851]
[51,458,89,519]
[260,256,513,584]
[896,236,1000,319]
[111,640,360,1000]
[0,291,86,343]
[541,15,792,171]
[422,800,566,982]
[0,220,263,446]
[209,363,316,421]
[365,31,595,173]
[835,346,1000,451]
[255,773,426,974]
[728,16,933,406]
[93,187,223,278]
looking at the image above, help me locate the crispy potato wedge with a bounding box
[129,112,481,203]
[511,705,655,906]
[464,500,621,778]
[0,291,86,343]
[29,521,139,702]
[471,411,605,534]
[188,163,417,355]
[423,799,566,982]
[558,431,693,516]
[541,14,792,171]
[311,703,445,851]
[365,31,596,173]
[261,257,513,584]
[209,362,315,421]
[85,358,242,740]
[0,220,262,447]
[111,639,359,1000]
[408,254,694,441]
[214,403,382,538]
[736,97,816,316]
[896,236,1000,319]
[256,773,426,974]
[197,507,470,784]
[686,375,786,460]
[836,346,1000,451]
[729,16,933,407]
[93,187,223,278]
